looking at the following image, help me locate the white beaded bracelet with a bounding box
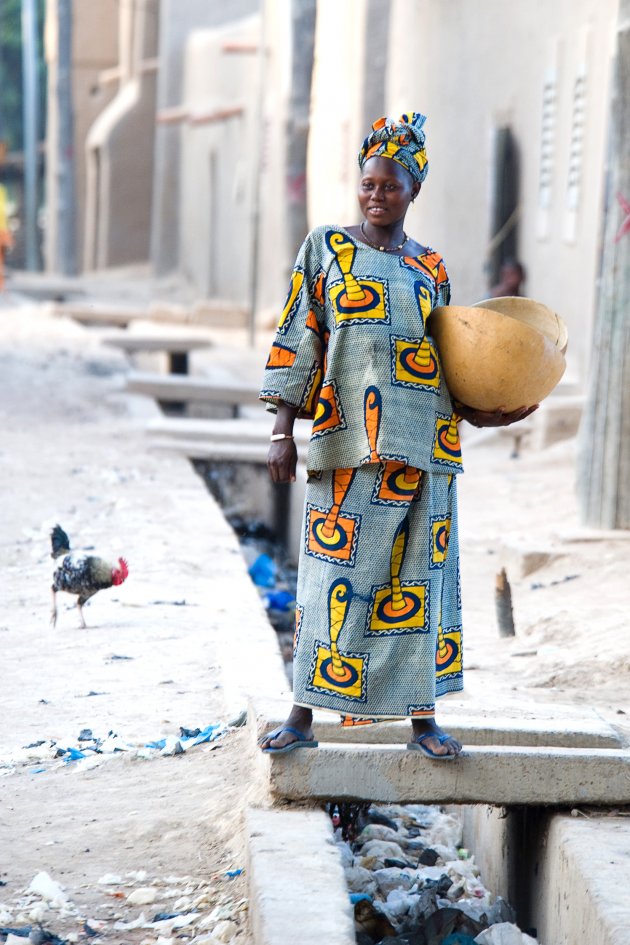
[270,433,294,442]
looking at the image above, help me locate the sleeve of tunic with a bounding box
[434,256,451,308]
[259,230,326,418]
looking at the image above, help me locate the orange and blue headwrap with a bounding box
[358,112,429,184]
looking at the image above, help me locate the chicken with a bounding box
[50,524,128,628]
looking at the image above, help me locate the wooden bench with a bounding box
[126,371,261,416]
[102,333,212,375]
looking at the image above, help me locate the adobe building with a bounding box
[82,0,159,269]
[384,0,619,386]
[306,0,618,386]
[44,0,119,272]
[151,0,258,279]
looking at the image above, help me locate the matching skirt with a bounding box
[292,463,463,721]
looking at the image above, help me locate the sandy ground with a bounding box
[0,283,628,944]
[0,297,259,944]
[455,424,630,733]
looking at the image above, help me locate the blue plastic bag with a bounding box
[248,553,277,588]
[263,589,295,611]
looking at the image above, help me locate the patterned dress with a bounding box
[260,226,463,721]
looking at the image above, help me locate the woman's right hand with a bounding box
[268,439,298,483]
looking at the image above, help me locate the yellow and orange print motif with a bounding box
[400,250,448,290]
[307,579,368,702]
[265,342,296,370]
[432,412,462,468]
[436,622,462,680]
[429,515,451,569]
[312,379,346,438]
[391,335,441,391]
[305,467,360,566]
[365,518,429,636]
[372,462,423,506]
[326,231,389,327]
[299,362,324,418]
[310,267,326,307]
[363,386,382,463]
[277,266,304,334]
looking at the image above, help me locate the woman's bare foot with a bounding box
[410,717,462,757]
[258,705,314,751]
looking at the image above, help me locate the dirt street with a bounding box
[1,290,628,945]
[0,299,256,944]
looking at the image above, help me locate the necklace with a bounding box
[360,221,408,252]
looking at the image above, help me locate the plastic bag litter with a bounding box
[145,722,225,756]
[1,931,67,945]
[28,871,70,906]
[98,873,123,885]
[263,589,295,611]
[248,553,276,588]
[475,923,539,945]
[113,912,148,931]
[126,887,158,905]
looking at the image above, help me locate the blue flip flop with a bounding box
[259,725,318,755]
[407,732,458,760]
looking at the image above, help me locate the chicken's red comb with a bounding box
[118,557,129,580]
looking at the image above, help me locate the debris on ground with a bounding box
[0,722,231,777]
[0,868,248,945]
[330,803,541,945]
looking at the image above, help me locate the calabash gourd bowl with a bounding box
[428,296,568,413]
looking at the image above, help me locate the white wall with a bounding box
[179,19,260,301]
[307,0,370,227]
[386,0,618,384]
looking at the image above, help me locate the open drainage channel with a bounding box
[194,460,628,945]
[327,801,536,945]
[193,459,297,680]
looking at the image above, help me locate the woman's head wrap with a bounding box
[358,111,429,184]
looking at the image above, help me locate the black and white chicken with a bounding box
[50,524,129,628]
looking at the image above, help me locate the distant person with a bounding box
[258,113,534,761]
[489,259,525,298]
[0,184,13,292]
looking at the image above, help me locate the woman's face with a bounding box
[358,156,420,228]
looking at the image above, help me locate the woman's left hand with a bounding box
[456,402,539,428]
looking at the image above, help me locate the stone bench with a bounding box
[102,333,213,374]
[53,302,147,327]
[126,370,262,416]
[146,416,311,446]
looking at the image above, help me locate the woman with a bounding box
[259,113,534,759]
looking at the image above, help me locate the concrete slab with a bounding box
[127,370,262,406]
[149,437,309,466]
[533,814,630,945]
[53,302,147,326]
[250,696,625,749]
[457,805,630,945]
[147,416,311,446]
[264,742,630,805]
[102,332,213,353]
[246,809,355,945]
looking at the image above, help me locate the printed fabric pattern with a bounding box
[260,225,463,475]
[293,464,463,719]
